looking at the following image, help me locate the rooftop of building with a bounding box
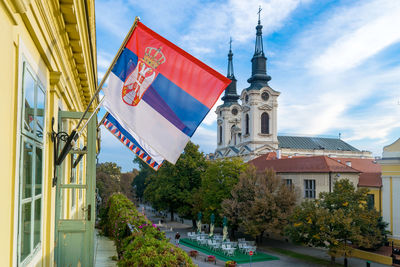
[277,135,360,152]
[249,155,359,173]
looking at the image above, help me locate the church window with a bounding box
[261,112,269,134]
[245,114,249,135]
[261,91,269,101]
[219,126,222,144]
[231,108,238,115]
[231,125,236,145]
[245,94,249,103]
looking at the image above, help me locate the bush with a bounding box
[101,193,194,266]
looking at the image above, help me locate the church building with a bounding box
[214,14,372,162]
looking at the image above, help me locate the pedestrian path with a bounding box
[94,229,117,267]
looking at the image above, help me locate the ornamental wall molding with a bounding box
[242,106,250,112]
[258,104,273,111]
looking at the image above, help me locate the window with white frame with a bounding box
[18,62,45,264]
[304,179,316,199]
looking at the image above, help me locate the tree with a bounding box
[132,157,154,201]
[222,166,298,242]
[96,162,122,202]
[97,162,121,176]
[120,171,138,202]
[143,142,207,221]
[199,157,246,225]
[286,179,389,263]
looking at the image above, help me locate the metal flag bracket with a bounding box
[51,117,71,187]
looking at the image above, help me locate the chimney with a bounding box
[276,149,281,159]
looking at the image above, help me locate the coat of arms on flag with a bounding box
[122,47,166,106]
[103,19,231,165]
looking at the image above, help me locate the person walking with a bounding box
[175,232,181,247]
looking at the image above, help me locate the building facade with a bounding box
[250,153,382,209]
[249,155,360,201]
[214,16,372,162]
[1,0,98,266]
[379,138,400,242]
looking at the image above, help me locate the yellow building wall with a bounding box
[0,0,96,266]
[359,187,381,212]
[379,138,400,241]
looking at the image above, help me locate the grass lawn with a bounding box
[180,238,279,264]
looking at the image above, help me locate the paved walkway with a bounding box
[94,229,117,267]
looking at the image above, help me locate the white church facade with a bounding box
[214,16,372,162]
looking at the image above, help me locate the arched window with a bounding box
[219,125,222,144]
[261,112,269,134]
[231,125,236,145]
[245,114,249,135]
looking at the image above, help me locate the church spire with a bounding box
[222,37,239,106]
[227,37,234,79]
[247,6,271,90]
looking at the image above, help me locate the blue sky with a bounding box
[95,0,400,172]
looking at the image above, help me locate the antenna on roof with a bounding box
[338,133,341,139]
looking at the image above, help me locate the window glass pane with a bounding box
[36,87,45,139]
[72,188,76,209]
[35,147,42,195]
[23,69,35,134]
[34,198,41,247]
[20,202,32,261]
[22,142,33,198]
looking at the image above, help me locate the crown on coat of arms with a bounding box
[143,47,166,69]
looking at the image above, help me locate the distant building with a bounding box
[249,154,382,208]
[214,14,372,162]
[379,138,400,242]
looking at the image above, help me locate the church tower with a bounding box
[216,39,242,150]
[240,8,279,155]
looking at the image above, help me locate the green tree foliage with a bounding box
[101,193,194,266]
[97,162,121,176]
[132,157,154,200]
[222,166,298,242]
[286,179,389,263]
[96,162,137,202]
[96,162,122,202]
[144,142,207,221]
[120,171,138,202]
[198,157,246,225]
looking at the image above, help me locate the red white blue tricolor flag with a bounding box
[102,113,164,170]
[103,21,231,165]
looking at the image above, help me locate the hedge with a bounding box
[100,193,194,266]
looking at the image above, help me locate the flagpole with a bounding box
[74,16,140,132]
[77,96,105,137]
[55,17,140,166]
[97,112,109,129]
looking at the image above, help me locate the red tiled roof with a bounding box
[358,172,382,187]
[249,155,359,173]
[333,157,381,173]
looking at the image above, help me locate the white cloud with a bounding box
[191,126,217,153]
[180,0,309,57]
[95,0,132,39]
[311,3,400,73]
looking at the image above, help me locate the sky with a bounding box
[95,0,400,172]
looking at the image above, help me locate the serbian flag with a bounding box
[103,21,230,163]
[102,113,164,171]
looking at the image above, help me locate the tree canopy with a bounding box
[286,179,389,263]
[222,166,298,242]
[196,157,246,225]
[143,142,207,221]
